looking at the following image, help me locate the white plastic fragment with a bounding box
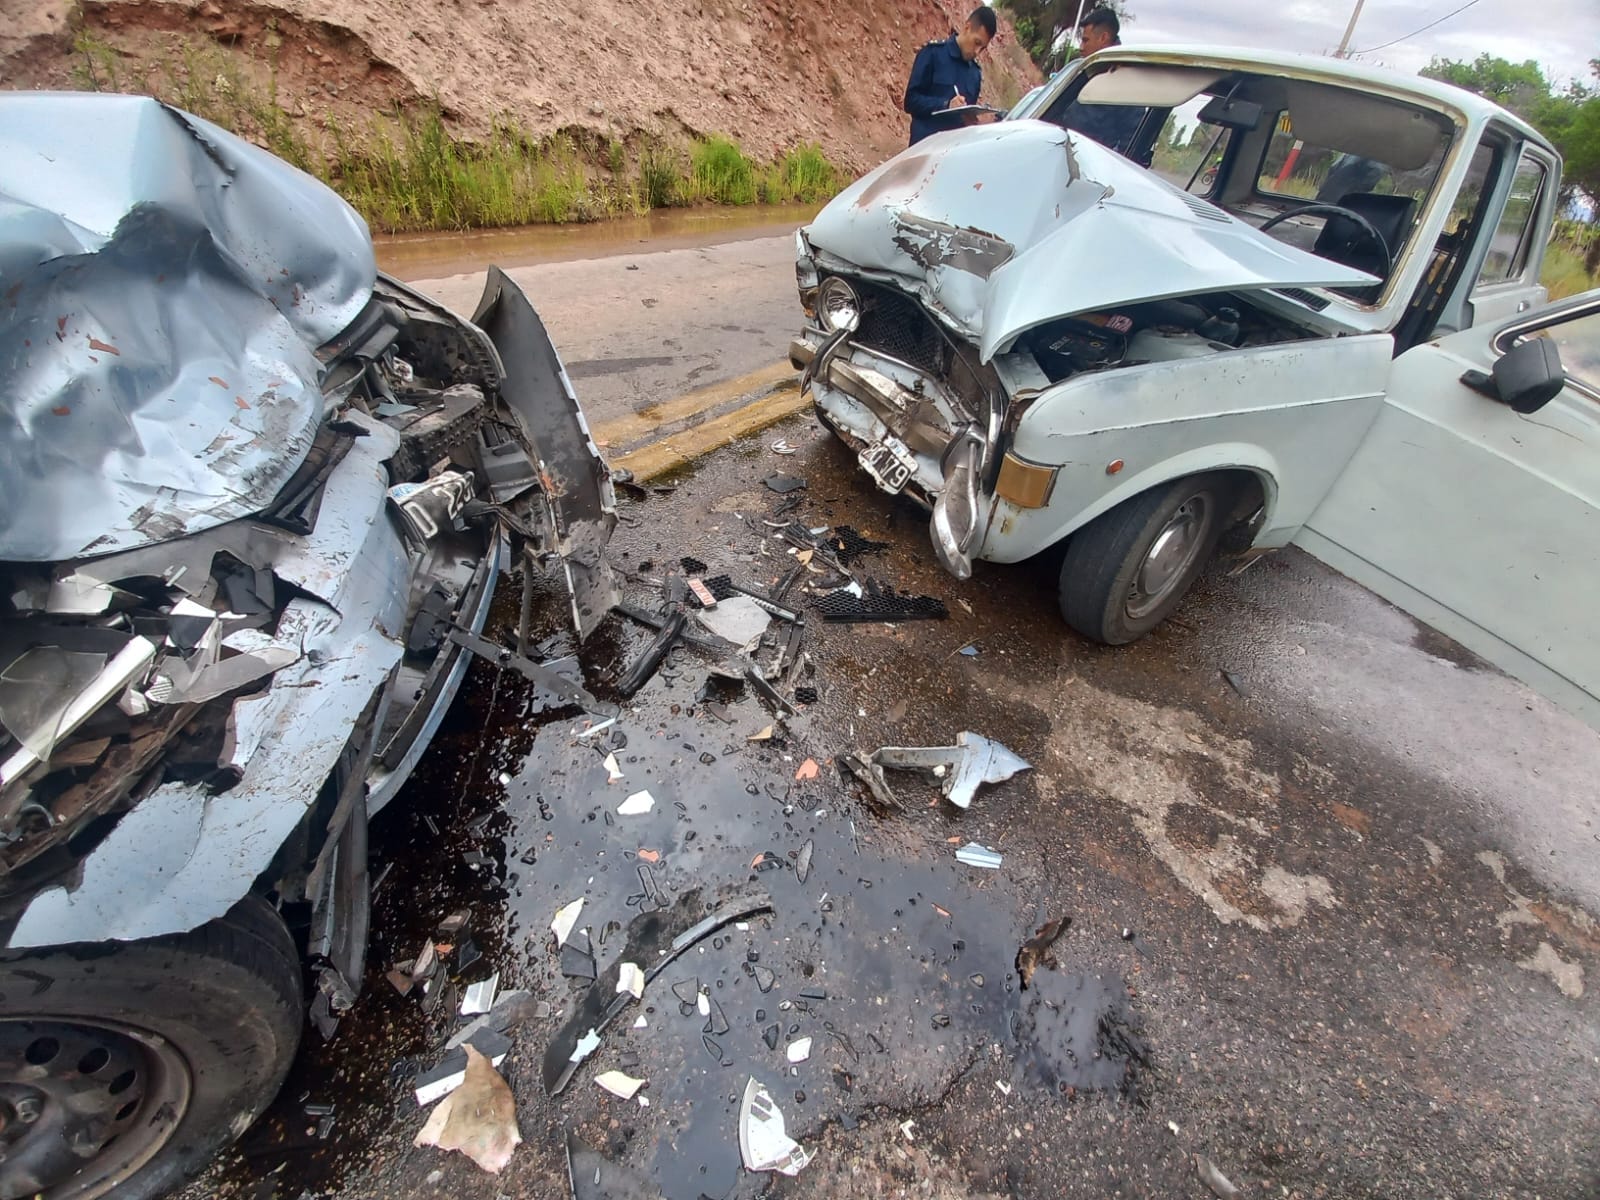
[996,1081,1012,1095]
[569,1028,601,1064]
[459,973,500,1017]
[603,752,625,784]
[955,842,1003,869]
[632,1014,649,1029]
[616,962,645,999]
[900,1119,916,1142]
[595,1071,645,1100]
[639,1096,650,1108]
[618,790,655,816]
[575,717,617,740]
[696,990,711,1017]
[738,1077,812,1176]
[786,1036,812,1064]
[551,899,585,946]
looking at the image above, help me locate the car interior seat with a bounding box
[1314,192,1418,293]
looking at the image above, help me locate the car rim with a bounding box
[1126,495,1210,621]
[0,1018,192,1200]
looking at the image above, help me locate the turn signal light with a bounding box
[995,452,1057,509]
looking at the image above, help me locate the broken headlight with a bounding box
[817,277,861,333]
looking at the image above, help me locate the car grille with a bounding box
[855,285,945,376]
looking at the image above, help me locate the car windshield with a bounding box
[1038,63,1459,299]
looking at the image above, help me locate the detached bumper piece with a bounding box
[813,581,948,623]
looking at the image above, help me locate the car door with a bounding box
[1465,144,1560,328]
[1295,290,1600,730]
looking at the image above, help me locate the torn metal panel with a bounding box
[471,268,621,639]
[8,604,399,948]
[872,731,1030,809]
[0,93,376,562]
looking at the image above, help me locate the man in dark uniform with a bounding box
[1060,7,1148,163]
[903,7,997,146]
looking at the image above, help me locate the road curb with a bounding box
[594,361,809,482]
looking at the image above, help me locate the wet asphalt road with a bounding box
[185,401,1600,1200]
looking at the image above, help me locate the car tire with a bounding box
[1059,474,1230,644]
[0,897,302,1200]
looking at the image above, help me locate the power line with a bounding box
[1350,0,1486,54]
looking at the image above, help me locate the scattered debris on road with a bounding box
[1196,1154,1243,1198]
[1016,916,1072,988]
[955,842,1003,869]
[738,1077,813,1176]
[868,731,1030,809]
[413,1044,522,1174]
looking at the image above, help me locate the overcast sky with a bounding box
[1118,0,1599,90]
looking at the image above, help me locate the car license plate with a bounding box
[859,437,917,494]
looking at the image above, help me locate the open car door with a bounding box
[1296,290,1600,730]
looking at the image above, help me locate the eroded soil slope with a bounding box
[1,0,1040,171]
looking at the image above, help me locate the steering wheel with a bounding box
[1258,202,1393,276]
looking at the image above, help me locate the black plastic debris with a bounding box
[813,581,947,623]
[703,997,730,1036]
[542,889,773,1095]
[680,556,708,575]
[794,686,818,705]
[615,607,685,698]
[560,943,597,982]
[454,936,483,975]
[827,526,889,564]
[700,574,739,601]
[671,978,700,1006]
[764,474,807,494]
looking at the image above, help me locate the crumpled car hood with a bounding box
[803,121,1377,361]
[0,92,377,562]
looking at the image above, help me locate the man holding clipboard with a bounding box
[902,7,1001,146]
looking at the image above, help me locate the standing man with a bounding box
[1061,7,1145,159]
[1075,5,1120,57]
[903,7,997,146]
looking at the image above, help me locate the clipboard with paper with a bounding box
[931,103,1008,124]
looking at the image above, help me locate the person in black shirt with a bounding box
[903,7,997,146]
[1061,7,1145,159]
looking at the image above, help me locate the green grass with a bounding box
[1543,220,1599,300]
[68,31,846,233]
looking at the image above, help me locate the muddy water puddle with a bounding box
[211,436,1148,1200]
[375,204,820,282]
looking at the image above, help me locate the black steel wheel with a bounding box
[0,897,301,1200]
[1059,474,1231,644]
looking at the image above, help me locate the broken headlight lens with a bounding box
[817,277,861,333]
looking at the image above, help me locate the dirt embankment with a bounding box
[0,0,1040,173]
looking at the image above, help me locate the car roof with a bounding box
[1084,44,1555,151]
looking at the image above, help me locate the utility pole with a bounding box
[1335,0,1367,57]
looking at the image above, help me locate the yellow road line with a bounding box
[611,386,813,481]
[592,361,798,451]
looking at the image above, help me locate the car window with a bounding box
[1541,309,1600,394]
[1151,115,1232,195]
[1477,154,1546,285]
[1257,123,1437,205]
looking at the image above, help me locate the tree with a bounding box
[995,1,1132,76]
[1423,54,1600,222]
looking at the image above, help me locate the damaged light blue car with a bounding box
[0,92,619,1199]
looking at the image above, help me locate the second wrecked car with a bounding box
[0,93,617,1199]
[792,45,1598,726]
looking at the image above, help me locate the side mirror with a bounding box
[1460,337,1566,414]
